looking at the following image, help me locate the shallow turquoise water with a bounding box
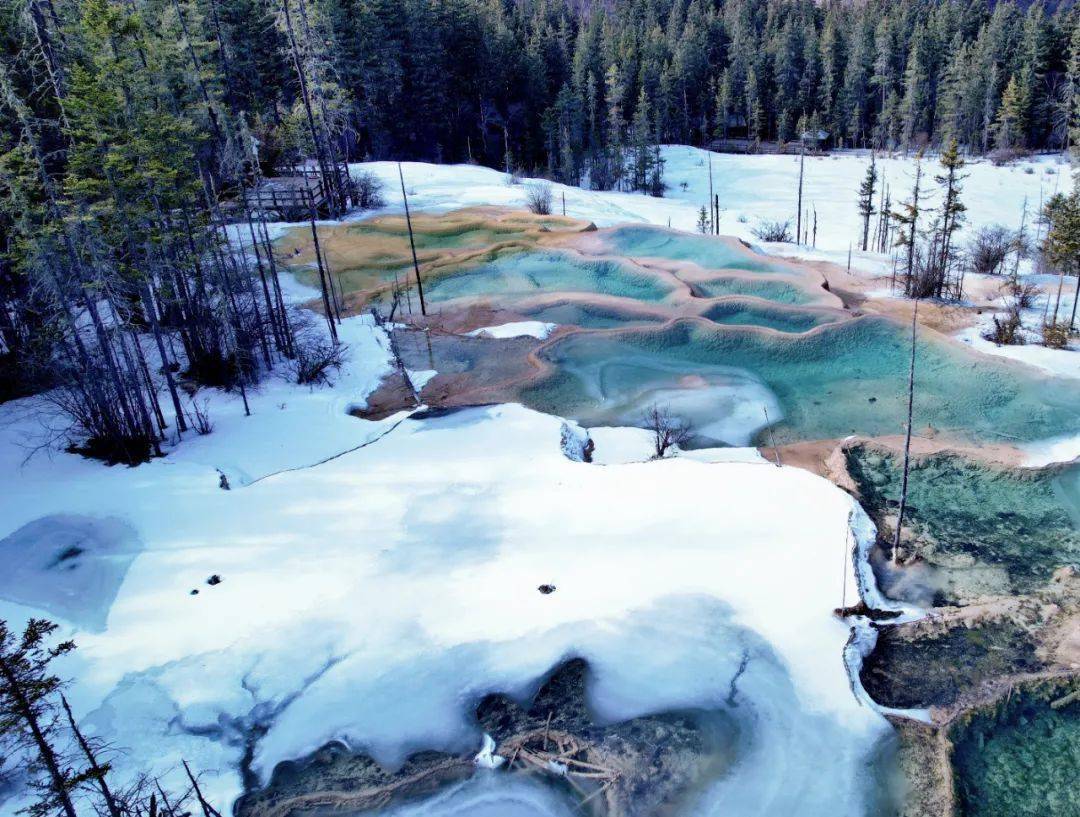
[847,445,1080,595]
[520,317,1080,446]
[692,277,815,304]
[417,250,680,305]
[521,302,668,329]
[607,226,789,273]
[701,301,840,333]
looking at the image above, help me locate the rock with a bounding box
[207,574,222,586]
[538,584,556,594]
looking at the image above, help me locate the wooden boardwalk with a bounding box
[239,164,352,220]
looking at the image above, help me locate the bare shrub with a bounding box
[968,225,1012,275]
[353,170,385,209]
[1005,280,1040,309]
[988,147,1025,167]
[752,219,793,243]
[984,307,1024,345]
[291,335,346,385]
[525,182,553,215]
[190,397,213,435]
[644,404,693,459]
[1043,321,1070,349]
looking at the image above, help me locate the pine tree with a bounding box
[857,155,878,252]
[935,139,968,295]
[893,153,925,297]
[0,619,82,817]
[994,75,1026,150]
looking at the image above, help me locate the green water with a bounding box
[952,682,1080,817]
[521,301,669,329]
[520,317,1080,447]
[409,250,681,305]
[846,446,1080,594]
[701,301,840,333]
[692,276,815,304]
[339,224,517,251]
[607,226,789,273]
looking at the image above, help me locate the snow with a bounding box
[360,146,1064,265]
[466,321,557,340]
[1,145,1072,816]
[473,734,505,770]
[0,386,892,816]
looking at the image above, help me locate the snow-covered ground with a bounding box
[0,347,897,815]
[1,145,1075,817]
[363,145,1066,272]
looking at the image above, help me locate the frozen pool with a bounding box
[520,300,670,329]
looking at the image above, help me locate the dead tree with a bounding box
[398,163,427,316]
[61,694,122,817]
[644,404,692,459]
[893,300,918,564]
[795,143,805,244]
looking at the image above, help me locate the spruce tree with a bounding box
[0,619,82,817]
[935,139,968,295]
[994,75,1026,150]
[857,155,878,252]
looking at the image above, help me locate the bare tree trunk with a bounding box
[183,760,223,817]
[307,210,339,341]
[707,152,714,234]
[61,694,123,817]
[893,299,918,565]
[796,144,805,244]
[398,163,427,316]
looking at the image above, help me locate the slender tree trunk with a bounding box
[399,163,426,316]
[140,282,189,433]
[707,153,714,234]
[61,694,123,817]
[307,211,338,341]
[893,300,919,565]
[1070,272,1079,330]
[796,145,805,244]
[184,760,223,817]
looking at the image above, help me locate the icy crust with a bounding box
[0,386,893,815]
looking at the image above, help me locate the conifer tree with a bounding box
[857,155,878,252]
[0,619,81,817]
[994,75,1026,150]
[935,139,968,292]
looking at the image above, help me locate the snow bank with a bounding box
[466,321,557,340]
